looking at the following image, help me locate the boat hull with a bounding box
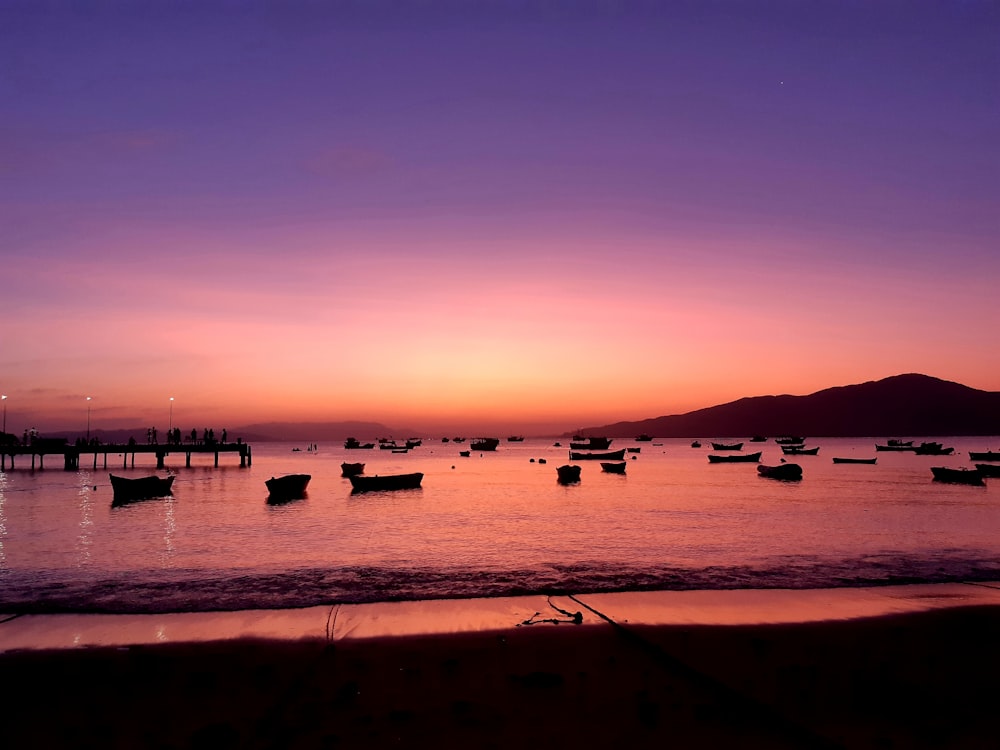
[556,465,581,483]
[265,473,311,500]
[707,452,762,463]
[969,451,1000,461]
[349,472,423,492]
[340,462,365,477]
[568,449,626,461]
[110,474,175,504]
[600,461,627,474]
[757,463,803,480]
[930,467,984,486]
[832,457,877,464]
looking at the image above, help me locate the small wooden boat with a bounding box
[708,452,762,463]
[914,442,954,456]
[601,461,627,474]
[757,463,802,480]
[635,434,653,442]
[568,448,626,461]
[930,467,984,486]
[750,435,767,442]
[344,437,375,450]
[470,438,500,451]
[974,463,1000,477]
[459,450,471,457]
[969,451,1000,461]
[781,445,819,455]
[340,462,365,477]
[711,442,743,451]
[556,464,581,483]
[110,473,175,504]
[626,447,641,453]
[507,436,525,442]
[569,437,613,450]
[349,472,423,492]
[265,473,311,500]
[875,442,916,452]
[690,441,702,448]
[832,457,877,464]
[775,436,805,445]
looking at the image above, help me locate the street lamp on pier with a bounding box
[2,395,7,437]
[86,396,92,441]
[169,397,174,434]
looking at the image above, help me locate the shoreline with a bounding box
[4,583,1000,748]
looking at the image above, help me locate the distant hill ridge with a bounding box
[577,374,1000,438]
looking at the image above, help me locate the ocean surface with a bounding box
[1,437,998,614]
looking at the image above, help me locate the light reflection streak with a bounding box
[0,471,7,569]
[160,497,176,564]
[76,471,94,566]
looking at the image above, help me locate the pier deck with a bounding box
[0,442,251,471]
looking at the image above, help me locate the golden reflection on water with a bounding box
[0,471,7,568]
[76,472,94,566]
[160,497,176,564]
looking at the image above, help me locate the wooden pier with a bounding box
[0,442,252,471]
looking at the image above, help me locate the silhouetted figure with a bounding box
[221,428,227,444]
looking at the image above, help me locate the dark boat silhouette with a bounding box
[568,448,626,461]
[600,461,627,474]
[832,457,877,464]
[340,462,365,477]
[781,445,819,455]
[344,438,375,450]
[969,450,1000,461]
[569,437,613,450]
[974,463,1000,477]
[775,436,805,445]
[711,442,743,451]
[349,472,423,492]
[110,473,175,504]
[708,452,762,463]
[556,465,581,483]
[914,442,954,455]
[757,463,802,480]
[930,467,984,485]
[470,438,500,451]
[265,473,311,501]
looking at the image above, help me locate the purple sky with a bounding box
[2,1,998,434]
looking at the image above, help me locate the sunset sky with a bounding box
[2,1,998,436]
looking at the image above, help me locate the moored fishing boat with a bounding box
[832,457,877,464]
[914,442,954,456]
[974,463,1000,477]
[349,472,424,492]
[930,467,984,486]
[708,451,761,463]
[711,442,743,451]
[265,473,311,501]
[340,462,365,477]
[757,463,802,480]
[470,437,500,451]
[569,437,613,450]
[775,436,805,445]
[109,473,175,504]
[344,437,375,450]
[600,461,627,474]
[781,445,819,455]
[556,464,581,483]
[568,448,626,461]
[969,450,1000,461]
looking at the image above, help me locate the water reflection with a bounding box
[76,472,94,566]
[160,497,176,565]
[0,471,7,569]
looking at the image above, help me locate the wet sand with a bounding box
[3,587,1000,749]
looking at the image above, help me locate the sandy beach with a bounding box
[3,584,999,749]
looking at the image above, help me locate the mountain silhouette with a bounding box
[577,374,1000,438]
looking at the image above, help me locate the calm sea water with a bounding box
[1,437,998,614]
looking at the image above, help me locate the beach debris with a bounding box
[518,597,583,626]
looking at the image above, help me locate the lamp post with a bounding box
[86,396,92,441]
[169,397,174,433]
[2,395,7,437]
